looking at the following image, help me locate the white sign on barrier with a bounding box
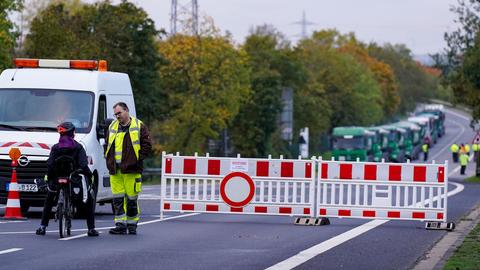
[230,160,248,172]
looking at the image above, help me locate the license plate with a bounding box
[6,183,38,192]
[339,156,346,161]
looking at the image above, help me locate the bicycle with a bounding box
[47,155,88,238]
[55,174,75,238]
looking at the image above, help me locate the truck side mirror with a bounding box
[97,118,114,139]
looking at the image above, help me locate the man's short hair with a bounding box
[113,102,129,111]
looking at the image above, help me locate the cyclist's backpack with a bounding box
[54,155,76,178]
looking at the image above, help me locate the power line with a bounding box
[291,10,315,38]
[170,0,199,35]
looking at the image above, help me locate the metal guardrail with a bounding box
[143,168,162,181]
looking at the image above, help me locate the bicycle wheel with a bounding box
[65,191,71,236]
[58,190,68,238]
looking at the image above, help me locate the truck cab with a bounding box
[416,112,441,142]
[421,104,446,137]
[381,125,406,163]
[331,127,376,161]
[393,121,421,160]
[408,116,432,146]
[0,58,136,213]
[367,126,389,162]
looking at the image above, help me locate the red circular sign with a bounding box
[220,172,255,207]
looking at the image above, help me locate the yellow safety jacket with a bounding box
[460,153,469,166]
[450,144,459,153]
[473,144,479,152]
[106,117,141,162]
[422,144,429,152]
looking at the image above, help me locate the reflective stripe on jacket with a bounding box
[106,117,141,160]
[105,116,152,175]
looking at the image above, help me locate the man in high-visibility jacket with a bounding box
[422,142,429,161]
[105,102,152,235]
[450,143,459,163]
[460,151,469,175]
[465,143,471,155]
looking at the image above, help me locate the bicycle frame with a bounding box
[52,173,77,238]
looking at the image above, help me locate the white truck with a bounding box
[0,58,136,213]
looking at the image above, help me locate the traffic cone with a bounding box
[2,148,26,219]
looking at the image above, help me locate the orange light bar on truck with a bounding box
[14,59,39,68]
[13,58,108,71]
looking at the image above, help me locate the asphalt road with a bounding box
[0,107,479,270]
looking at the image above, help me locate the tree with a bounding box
[444,0,480,119]
[23,0,164,123]
[296,30,384,128]
[156,34,251,154]
[368,43,437,114]
[0,0,23,70]
[338,38,400,120]
[230,25,297,157]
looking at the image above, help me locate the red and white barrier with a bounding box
[160,153,316,219]
[316,158,448,222]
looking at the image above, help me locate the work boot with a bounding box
[36,226,46,235]
[127,224,137,235]
[87,229,99,237]
[109,223,126,235]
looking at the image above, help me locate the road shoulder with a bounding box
[413,200,480,270]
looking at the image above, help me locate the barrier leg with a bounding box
[294,217,330,226]
[425,221,455,231]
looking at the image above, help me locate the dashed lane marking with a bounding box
[59,213,199,240]
[0,220,27,224]
[0,248,23,255]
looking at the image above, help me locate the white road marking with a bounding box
[59,233,91,241]
[139,194,161,200]
[267,108,467,270]
[0,248,23,255]
[266,180,464,270]
[59,213,198,240]
[0,220,27,224]
[446,109,471,121]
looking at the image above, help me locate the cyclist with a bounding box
[36,122,99,237]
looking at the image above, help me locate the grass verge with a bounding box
[443,222,480,270]
[465,176,480,183]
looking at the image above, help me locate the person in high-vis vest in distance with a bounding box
[450,143,459,163]
[465,143,471,155]
[105,102,152,235]
[460,151,469,175]
[422,142,429,161]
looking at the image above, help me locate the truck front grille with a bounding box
[0,159,47,179]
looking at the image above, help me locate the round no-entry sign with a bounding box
[220,172,255,207]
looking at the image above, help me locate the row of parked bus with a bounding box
[331,104,446,162]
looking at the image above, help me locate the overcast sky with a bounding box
[87,0,461,55]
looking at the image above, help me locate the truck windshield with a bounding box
[0,88,94,133]
[333,136,364,149]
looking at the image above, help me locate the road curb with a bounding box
[413,200,480,270]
